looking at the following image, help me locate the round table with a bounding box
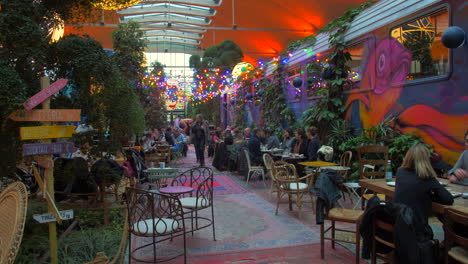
[159,186,194,195]
[321,166,350,171]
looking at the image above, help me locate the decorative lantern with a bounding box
[256,89,264,97]
[232,62,254,79]
[292,77,303,88]
[442,26,466,49]
[245,93,253,100]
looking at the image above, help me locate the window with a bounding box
[344,43,365,90]
[391,9,449,81]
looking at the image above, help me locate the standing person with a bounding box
[174,115,182,130]
[448,130,468,185]
[191,114,209,166]
[306,126,321,161]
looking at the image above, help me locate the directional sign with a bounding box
[9,109,81,122]
[23,142,77,156]
[33,210,74,224]
[23,79,68,110]
[20,125,76,140]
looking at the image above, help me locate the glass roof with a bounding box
[138,0,222,7]
[121,13,211,25]
[119,3,216,16]
[145,36,201,45]
[144,29,204,39]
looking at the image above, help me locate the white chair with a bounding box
[244,149,266,185]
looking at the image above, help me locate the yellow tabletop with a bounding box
[298,161,338,167]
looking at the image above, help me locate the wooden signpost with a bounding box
[20,125,76,140]
[23,142,77,156]
[23,79,68,110]
[9,109,81,122]
[35,156,53,169]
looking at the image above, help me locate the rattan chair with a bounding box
[263,153,274,192]
[126,187,186,264]
[444,208,468,264]
[0,182,28,264]
[357,145,388,209]
[171,167,216,240]
[272,162,315,218]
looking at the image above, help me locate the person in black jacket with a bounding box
[306,126,321,161]
[247,128,265,165]
[191,114,209,166]
[394,144,454,234]
[292,128,308,156]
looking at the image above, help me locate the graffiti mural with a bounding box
[345,37,468,164]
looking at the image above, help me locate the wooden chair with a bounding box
[357,145,388,209]
[243,149,265,185]
[146,145,172,167]
[272,162,315,218]
[0,182,28,264]
[444,208,468,264]
[263,153,274,192]
[371,217,395,264]
[126,187,186,264]
[320,208,364,264]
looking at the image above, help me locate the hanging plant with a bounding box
[90,0,142,10]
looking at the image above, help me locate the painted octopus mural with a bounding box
[345,37,468,164]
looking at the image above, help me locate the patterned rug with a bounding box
[130,192,321,261]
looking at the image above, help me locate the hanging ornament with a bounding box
[257,89,264,97]
[292,77,303,88]
[245,93,253,100]
[232,62,254,79]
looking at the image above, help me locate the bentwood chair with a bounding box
[0,182,28,264]
[263,154,274,192]
[126,187,186,264]
[357,145,389,209]
[171,167,216,241]
[444,208,468,264]
[243,149,266,185]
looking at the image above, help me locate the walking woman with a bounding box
[191,114,209,166]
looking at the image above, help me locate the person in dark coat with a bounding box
[306,126,321,161]
[247,128,265,165]
[191,114,209,166]
[393,144,453,234]
[165,127,175,146]
[292,128,308,156]
[224,130,234,145]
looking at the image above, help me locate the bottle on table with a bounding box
[386,160,392,182]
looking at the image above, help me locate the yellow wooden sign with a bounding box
[20,125,76,140]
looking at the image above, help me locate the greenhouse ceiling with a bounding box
[64,0,368,63]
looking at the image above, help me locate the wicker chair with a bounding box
[0,182,28,264]
[171,167,216,240]
[272,162,315,218]
[357,145,388,209]
[126,187,186,264]
[263,154,274,192]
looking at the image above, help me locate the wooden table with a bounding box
[298,161,338,167]
[358,178,467,214]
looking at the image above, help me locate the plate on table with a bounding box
[450,191,462,198]
[386,181,396,187]
[438,181,448,186]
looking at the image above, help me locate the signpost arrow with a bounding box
[20,125,76,140]
[33,210,74,224]
[23,79,68,110]
[9,109,81,122]
[35,156,54,169]
[23,142,77,156]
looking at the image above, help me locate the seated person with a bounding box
[265,129,280,149]
[165,127,175,146]
[248,128,265,165]
[448,131,468,185]
[393,144,453,235]
[306,126,321,161]
[171,129,187,152]
[292,128,308,156]
[244,127,251,141]
[224,130,234,145]
[141,133,155,153]
[281,128,295,152]
[233,128,244,143]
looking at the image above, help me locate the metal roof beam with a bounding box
[140,22,207,32]
[144,30,204,39]
[121,13,211,25]
[145,36,201,45]
[139,0,222,7]
[118,3,216,16]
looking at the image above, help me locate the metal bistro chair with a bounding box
[243,149,266,185]
[444,208,468,264]
[0,182,28,264]
[126,187,186,264]
[171,167,216,241]
[263,153,274,192]
[357,145,389,209]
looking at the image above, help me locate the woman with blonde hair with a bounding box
[394,144,453,232]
